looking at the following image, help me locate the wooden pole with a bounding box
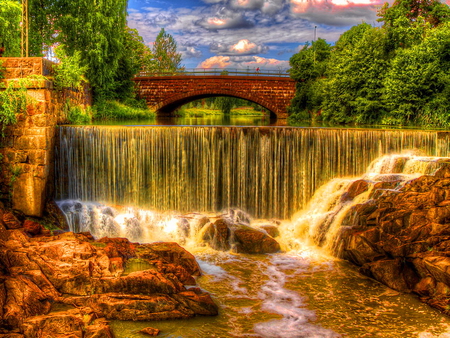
[21,0,29,57]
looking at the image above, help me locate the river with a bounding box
[54,119,450,337]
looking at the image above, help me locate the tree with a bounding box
[152,28,183,72]
[383,22,450,126]
[0,0,21,57]
[288,38,331,121]
[378,0,450,28]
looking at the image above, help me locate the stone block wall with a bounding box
[0,57,91,216]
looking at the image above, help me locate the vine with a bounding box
[0,75,43,136]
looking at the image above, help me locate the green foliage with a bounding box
[53,45,88,90]
[152,28,183,73]
[287,0,450,128]
[64,101,92,125]
[92,100,156,121]
[216,97,235,115]
[288,38,331,120]
[378,0,450,28]
[0,78,32,136]
[0,0,21,57]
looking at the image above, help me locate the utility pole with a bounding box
[313,26,317,64]
[21,0,29,57]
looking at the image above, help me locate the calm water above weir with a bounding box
[55,124,450,338]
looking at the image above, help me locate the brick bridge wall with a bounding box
[134,75,296,118]
[0,57,91,216]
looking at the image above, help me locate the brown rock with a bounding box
[139,327,160,336]
[98,237,136,259]
[23,220,43,235]
[3,213,21,229]
[140,242,201,276]
[201,219,231,251]
[83,293,194,321]
[233,225,281,254]
[342,179,369,201]
[259,224,280,238]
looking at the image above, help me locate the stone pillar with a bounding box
[0,58,56,216]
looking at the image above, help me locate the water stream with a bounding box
[55,126,450,337]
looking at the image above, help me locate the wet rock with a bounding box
[140,327,160,336]
[3,213,21,229]
[202,219,231,251]
[23,220,43,236]
[21,308,113,338]
[341,179,369,201]
[339,171,450,314]
[233,225,280,254]
[139,242,201,276]
[259,224,280,238]
[0,215,218,336]
[201,218,281,254]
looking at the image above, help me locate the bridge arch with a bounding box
[133,75,296,119]
[157,90,278,118]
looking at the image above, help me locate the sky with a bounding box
[127,0,389,70]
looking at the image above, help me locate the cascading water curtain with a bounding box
[55,126,450,219]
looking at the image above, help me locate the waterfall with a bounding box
[55,126,450,220]
[283,154,450,255]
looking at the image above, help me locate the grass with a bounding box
[92,100,156,121]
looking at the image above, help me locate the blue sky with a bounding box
[127,0,386,70]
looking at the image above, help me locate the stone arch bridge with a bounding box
[133,71,296,118]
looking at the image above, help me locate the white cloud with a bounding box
[198,55,290,70]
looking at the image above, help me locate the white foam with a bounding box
[254,254,341,338]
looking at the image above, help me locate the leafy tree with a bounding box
[0,0,21,57]
[288,38,331,121]
[378,0,450,28]
[53,45,87,90]
[321,24,389,124]
[383,22,450,126]
[152,28,183,72]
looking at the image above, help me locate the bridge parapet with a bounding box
[136,68,290,78]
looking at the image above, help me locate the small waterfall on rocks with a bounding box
[55,126,450,338]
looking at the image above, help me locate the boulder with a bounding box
[140,327,160,336]
[233,225,280,254]
[23,220,43,236]
[201,218,280,254]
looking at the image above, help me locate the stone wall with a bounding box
[134,75,296,118]
[0,57,91,217]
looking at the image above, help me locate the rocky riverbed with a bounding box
[0,204,218,338]
[339,164,450,315]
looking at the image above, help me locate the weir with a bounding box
[55,126,450,219]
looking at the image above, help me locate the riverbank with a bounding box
[0,204,218,337]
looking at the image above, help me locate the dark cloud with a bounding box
[230,0,265,10]
[210,39,269,55]
[195,11,255,30]
[292,6,378,26]
[181,46,203,58]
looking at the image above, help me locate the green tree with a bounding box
[383,22,450,126]
[216,97,235,115]
[0,0,21,57]
[321,24,389,124]
[288,38,331,121]
[152,28,183,72]
[378,0,450,28]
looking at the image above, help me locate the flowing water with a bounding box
[55,126,450,338]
